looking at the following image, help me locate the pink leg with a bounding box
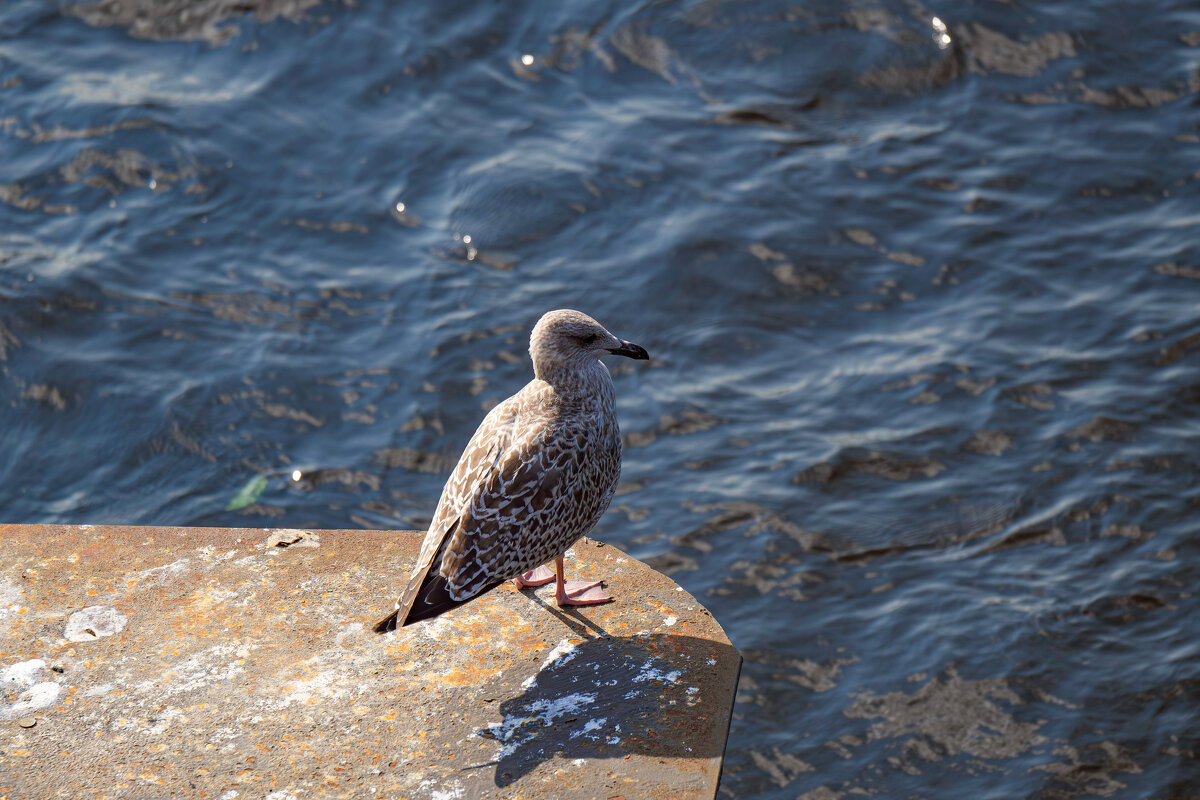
[553,555,612,606]
[512,564,555,588]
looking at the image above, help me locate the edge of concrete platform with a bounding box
[0,524,741,800]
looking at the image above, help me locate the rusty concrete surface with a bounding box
[0,525,740,799]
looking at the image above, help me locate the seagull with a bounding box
[374,309,649,632]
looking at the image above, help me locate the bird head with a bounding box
[529,310,648,383]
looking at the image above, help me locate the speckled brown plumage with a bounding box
[374,310,648,631]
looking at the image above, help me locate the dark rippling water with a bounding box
[3,0,1200,796]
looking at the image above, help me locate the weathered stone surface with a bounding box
[0,524,739,799]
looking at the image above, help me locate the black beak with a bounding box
[608,339,649,360]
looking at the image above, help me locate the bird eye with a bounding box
[583,334,599,345]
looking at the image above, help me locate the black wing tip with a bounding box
[401,577,469,626]
[397,573,507,627]
[371,574,464,632]
[375,564,508,634]
[373,608,401,634]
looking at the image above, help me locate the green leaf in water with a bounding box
[226,475,268,511]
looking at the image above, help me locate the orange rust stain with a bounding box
[417,666,487,690]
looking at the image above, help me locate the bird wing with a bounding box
[436,432,573,599]
[388,436,574,628]
[376,393,526,631]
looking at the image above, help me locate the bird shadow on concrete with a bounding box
[468,626,741,788]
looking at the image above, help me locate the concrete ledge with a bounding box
[0,525,740,799]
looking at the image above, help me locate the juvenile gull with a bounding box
[374,309,649,632]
